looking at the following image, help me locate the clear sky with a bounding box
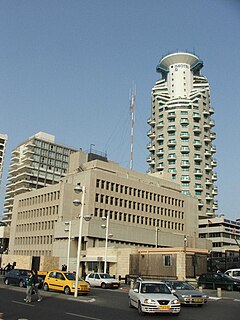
[0,0,240,220]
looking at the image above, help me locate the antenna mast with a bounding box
[129,85,136,170]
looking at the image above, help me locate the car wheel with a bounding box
[128,297,133,308]
[43,283,49,291]
[138,301,145,316]
[4,278,9,285]
[19,280,24,288]
[64,286,71,295]
[101,282,106,289]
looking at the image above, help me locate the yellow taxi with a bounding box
[43,270,90,295]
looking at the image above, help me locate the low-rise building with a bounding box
[8,151,211,276]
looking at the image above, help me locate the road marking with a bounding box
[66,313,103,320]
[67,298,96,303]
[234,299,240,302]
[12,301,35,307]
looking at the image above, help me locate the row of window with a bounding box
[95,179,184,207]
[95,194,184,217]
[13,250,51,256]
[94,207,184,231]
[14,235,53,246]
[17,206,59,219]
[16,220,56,233]
[19,193,60,207]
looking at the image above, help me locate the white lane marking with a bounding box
[12,301,35,307]
[233,299,240,302]
[67,298,96,303]
[66,313,102,320]
[208,297,221,300]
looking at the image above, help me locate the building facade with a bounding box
[199,216,240,251]
[2,132,78,225]
[9,151,211,274]
[147,52,218,217]
[0,133,8,189]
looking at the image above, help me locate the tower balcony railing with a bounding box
[156,163,164,170]
[204,136,211,142]
[212,173,218,181]
[156,149,164,155]
[167,113,176,119]
[193,126,201,133]
[157,135,164,141]
[194,170,203,176]
[211,159,217,167]
[205,179,213,186]
[181,146,190,153]
[209,107,215,114]
[211,145,216,153]
[193,112,201,119]
[210,132,216,140]
[209,120,215,127]
[156,121,164,129]
[167,126,176,132]
[203,122,210,129]
[203,110,210,115]
[168,139,176,146]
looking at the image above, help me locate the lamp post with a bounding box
[64,221,72,271]
[73,185,92,298]
[155,227,160,248]
[101,215,113,273]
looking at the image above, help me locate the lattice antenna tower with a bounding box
[129,85,136,170]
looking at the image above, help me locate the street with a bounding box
[0,284,240,320]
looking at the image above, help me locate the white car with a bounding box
[128,279,181,315]
[224,269,240,280]
[85,272,120,289]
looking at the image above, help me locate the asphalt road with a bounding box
[0,284,240,320]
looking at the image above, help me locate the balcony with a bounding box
[203,110,209,115]
[156,149,164,156]
[147,118,156,127]
[198,200,204,207]
[209,120,215,127]
[168,139,176,146]
[194,170,203,176]
[181,176,190,182]
[181,161,190,167]
[193,140,202,146]
[206,194,213,200]
[157,135,164,142]
[209,107,215,114]
[167,154,176,160]
[181,146,190,153]
[205,164,212,171]
[205,179,212,186]
[212,187,218,195]
[156,163,164,171]
[157,121,164,128]
[203,122,210,129]
[204,150,211,157]
[211,159,217,167]
[204,136,211,142]
[210,132,216,140]
[212,173,218,181]
[194,154,202,161]
[195,184,203,190]
[167,113,176,119]
[167,125,176,132]
[211,145,216,153]
[147,130,156,138]
[193,112,201,119]
[193,126,201,133]
[147,156,155,164]
[180,132,189,138]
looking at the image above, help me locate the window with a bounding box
[163,255,172,266]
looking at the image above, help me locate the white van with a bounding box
[224,269,240,280]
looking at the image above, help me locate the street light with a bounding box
[64,221,72,271]
[155,227,160,248]
[73,185,92,298]
[101,215,113,273]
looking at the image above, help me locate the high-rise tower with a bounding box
[147,52,218,217]
[0,133,8,189]
[2,132,78,225]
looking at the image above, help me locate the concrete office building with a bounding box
[2,132,78,225]
[9,151,211,275]
[147,52,218,217]
[0,133,8,189]
[199,216,240,251]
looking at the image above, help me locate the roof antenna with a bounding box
[129,84,136,170]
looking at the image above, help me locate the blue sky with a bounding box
[0,0,240,220]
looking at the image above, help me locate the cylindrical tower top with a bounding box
[156,52,203,76]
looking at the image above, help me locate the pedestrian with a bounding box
[24,271,34,303]
[32,270,42,302]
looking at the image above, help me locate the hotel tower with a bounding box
[147,52,218,217]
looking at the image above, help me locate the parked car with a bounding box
[128,279,181,315]
[85,272,120,289]
[198,272,240,291]
[224,269,240,280]
[4,269,30,287]
[164,280,208,306]
[43,270,90,295]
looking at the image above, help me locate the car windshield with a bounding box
[171,282,195,290]
[65,273,76,280]
[141,283,171,294]
[99,273,112,279]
